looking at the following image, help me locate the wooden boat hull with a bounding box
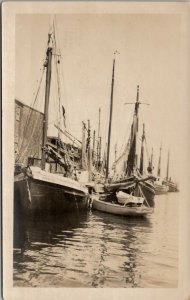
[138,181,155,207]
[155,184,169,195]
[166,181,179,192]
[14,167,88,216]
[168,186,178,192]
[92,198,153,217]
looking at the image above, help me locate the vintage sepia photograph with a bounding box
[2,2,190,300]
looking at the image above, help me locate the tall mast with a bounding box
[126,85,140,175]
[102,143,108,175]
[92,130,96,164]
[96,108,101,170]
[87,120,92,181]
[98,107,101,139]
[125,85,149,176]
[41,38,53,170]
[166,150,170,181]
[114,143,117,175]
[147,147,153,174]
[134,85,140,168]
[150,147,153,168]
[99,136,102,171]
[157,144,162,177]
[139,123,145,175]
[81,121,86,169]
[106,56,115,181]
[114,143,117,163]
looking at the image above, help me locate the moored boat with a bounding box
[166,180,179,192]
[14,24,88,216]
[163,151,179,192]
[105,87,156,208]
[90,56,154,217]
[154,182,169,195]
[91,194,153,217]
[14,166,88,215]
[154,145,169,195]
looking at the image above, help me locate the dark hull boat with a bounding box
[14,167,88,216]
[14,25,88,216]
[105,175,155,208]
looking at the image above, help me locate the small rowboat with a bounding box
[90,194,153,217]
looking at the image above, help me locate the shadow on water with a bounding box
[14,212,88,254]
[91,209,153,230]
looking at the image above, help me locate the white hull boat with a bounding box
[90,194,153,217]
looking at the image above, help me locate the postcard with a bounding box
[2,2,190,300]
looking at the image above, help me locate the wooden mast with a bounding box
[157,144,162,177]
[92,130,96,164]
[41,37,53,170]
[150,147,153,168]
[87,119,92,181]
[96,108,101,171]
[166,150,170,181]
[98,108,101,139]
[134,85,140,169]
[114,143,117,175]
[126,85,140,175]
[125,85,150,176]
[81,121,86,169]
[106,56,115,182]
[139,123,145,175]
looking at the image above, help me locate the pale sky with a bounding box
[15,13,180,179]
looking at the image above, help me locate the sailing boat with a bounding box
[154,145,169,195]
[104,85,156,208]
[91,55,154,217]
[163,151,179,192]
[14,27,88,215]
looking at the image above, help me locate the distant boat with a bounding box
[163,151,179,192]
[154,181,169,195]
[166,180,179,192]
[14,24,88,215]
[154,145,169,195]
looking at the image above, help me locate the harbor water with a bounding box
[13,192,178,288]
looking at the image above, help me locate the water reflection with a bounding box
[13,193,178,288]
[88,212,152,287]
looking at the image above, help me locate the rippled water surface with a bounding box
[13,193,178,287]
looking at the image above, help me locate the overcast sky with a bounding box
[15,13,181,179]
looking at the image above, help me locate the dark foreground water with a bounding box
[13,193,178,288]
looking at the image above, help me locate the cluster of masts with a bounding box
[40,30,175,187]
